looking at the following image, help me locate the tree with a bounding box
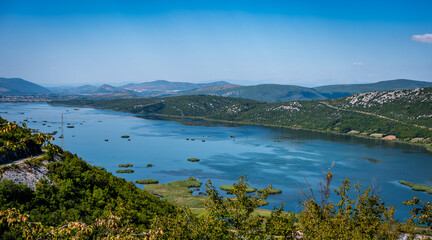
[404,197,432,230]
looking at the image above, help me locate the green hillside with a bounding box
[182,84,326,102]
[53,87,432,144]
[180,79,432,102]
[0,77,50,95]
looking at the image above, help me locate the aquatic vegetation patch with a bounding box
[399,180,432,194]
[118,164,133,168]
[116,169,134,173]
[144,179,204,208]
[135,179,159,184]
[187,158,200,162]
[220,184,257,193]
[258,188,282,194]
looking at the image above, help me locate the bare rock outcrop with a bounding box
[0,155,61,190]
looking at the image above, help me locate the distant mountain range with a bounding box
[0,77,51,95]
[1,77,432,102]
[180,84,326,102]
[180,79,432,102]
[313,79,432,98]
[121,80,229,95]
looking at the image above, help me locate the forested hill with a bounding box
[53,87,432,143]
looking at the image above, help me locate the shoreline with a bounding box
[142,112,432,153]
[39,101,432,153]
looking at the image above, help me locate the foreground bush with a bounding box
[298,170,412,239]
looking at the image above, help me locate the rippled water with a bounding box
[1,102,431,219]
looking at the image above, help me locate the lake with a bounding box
[1,102,431,219]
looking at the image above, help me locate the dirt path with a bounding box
[1,152,46,167]
[319,102,432,131]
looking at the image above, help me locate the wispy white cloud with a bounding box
[412,33,432,44]
[353,62,364,66]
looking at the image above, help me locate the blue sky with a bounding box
[0,0,431,87]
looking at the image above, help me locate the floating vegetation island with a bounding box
[118,164,133,168]
[144,179,205,208]
[187,158,200,162]
[258,188,282,194]
[116,169,134,173]
[135,179,159,184]
[220,185,257,193]
[399,180,432,194]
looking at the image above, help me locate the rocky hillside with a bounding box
[328,87,432,128]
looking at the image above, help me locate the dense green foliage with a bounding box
[299,173,411,239]
[0,150,176,229]
[53,88,432,141]
[0,116,51,163]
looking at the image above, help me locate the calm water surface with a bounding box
[1,102,431,219]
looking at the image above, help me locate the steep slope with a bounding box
[314,79,432,98]
[0,78,50,95]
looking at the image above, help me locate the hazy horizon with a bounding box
[1,1,431,86]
